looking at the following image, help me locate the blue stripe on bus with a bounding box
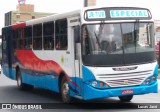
[22,73,83,96]
[2,64,158,100]
[2,65,83,95]
[69,77,83,96]
[22,71,60,93]
[2,64,16,80]
[83,81,158,100]
[82,65,95,81]
[154,64,159,77]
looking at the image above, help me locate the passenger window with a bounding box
[55,19,68,50]
[33,24,42,50]
[43,22,54,50]
[12,30,17,49]
[16,28,24,50]
[24,26,32,49]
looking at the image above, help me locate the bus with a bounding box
[155,30,160,56]
[2,6,159,103]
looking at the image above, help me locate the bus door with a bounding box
[68,17,82,94]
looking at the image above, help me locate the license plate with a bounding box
[121,89,134,95]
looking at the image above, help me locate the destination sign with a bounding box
[85,7,152,21]
[110,10,149,18]
[87,10,106,19]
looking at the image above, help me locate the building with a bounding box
[5,4,54,26]
[84,0,96,7]
[87,0,96,6]
[5,0,97,26]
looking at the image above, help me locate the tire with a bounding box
[60,76,72,103]
[119,95,133,102]
[16,69,33,90]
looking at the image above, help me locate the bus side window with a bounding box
[12,29,17,49]
[56,40,61,49]
[33,24,42,50]
[43,21,54,50]
[17,28,24,50]
[24,26,32,50]
[55,19,68,50]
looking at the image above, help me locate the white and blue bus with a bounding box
[2,7,158,103]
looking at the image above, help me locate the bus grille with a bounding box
[96,70,152,87]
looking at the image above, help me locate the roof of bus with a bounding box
[2,6,153,29]
[26,9,81,26]
[2,9,81,29]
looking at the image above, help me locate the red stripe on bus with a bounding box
[12,22,26,29]
[15,50,62,74]
[15,50,82,90]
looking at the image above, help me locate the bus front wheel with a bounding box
[118,95,133,102]
[60,76,72,103]
[16,69,33,90]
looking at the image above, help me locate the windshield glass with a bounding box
[82,22,155,66]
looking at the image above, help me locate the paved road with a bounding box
[0,73,160,112]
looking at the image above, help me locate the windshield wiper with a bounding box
[98,20,105,36]
[94,31,102,51]
[93,21,105,52]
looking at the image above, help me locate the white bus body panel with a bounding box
[85,61,157,87]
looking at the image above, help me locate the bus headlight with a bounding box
[146,79,150,84]
[87,80,110,89]
[152,76,156,82]
[100,82,104,87]
[142,76,157,85]
[92,81,98,87]
[142,82,146,85]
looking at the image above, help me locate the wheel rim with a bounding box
[62,82,70,102]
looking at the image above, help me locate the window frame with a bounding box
[24,26,32,50]
[33,23,42,50]
[43,21,55,50]
[55,18,68,50]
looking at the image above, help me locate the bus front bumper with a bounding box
[82,81,158,100]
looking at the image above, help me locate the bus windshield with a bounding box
[82,22,156,66]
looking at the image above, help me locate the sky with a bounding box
[97,0,160,20]
[0,0,160,35]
